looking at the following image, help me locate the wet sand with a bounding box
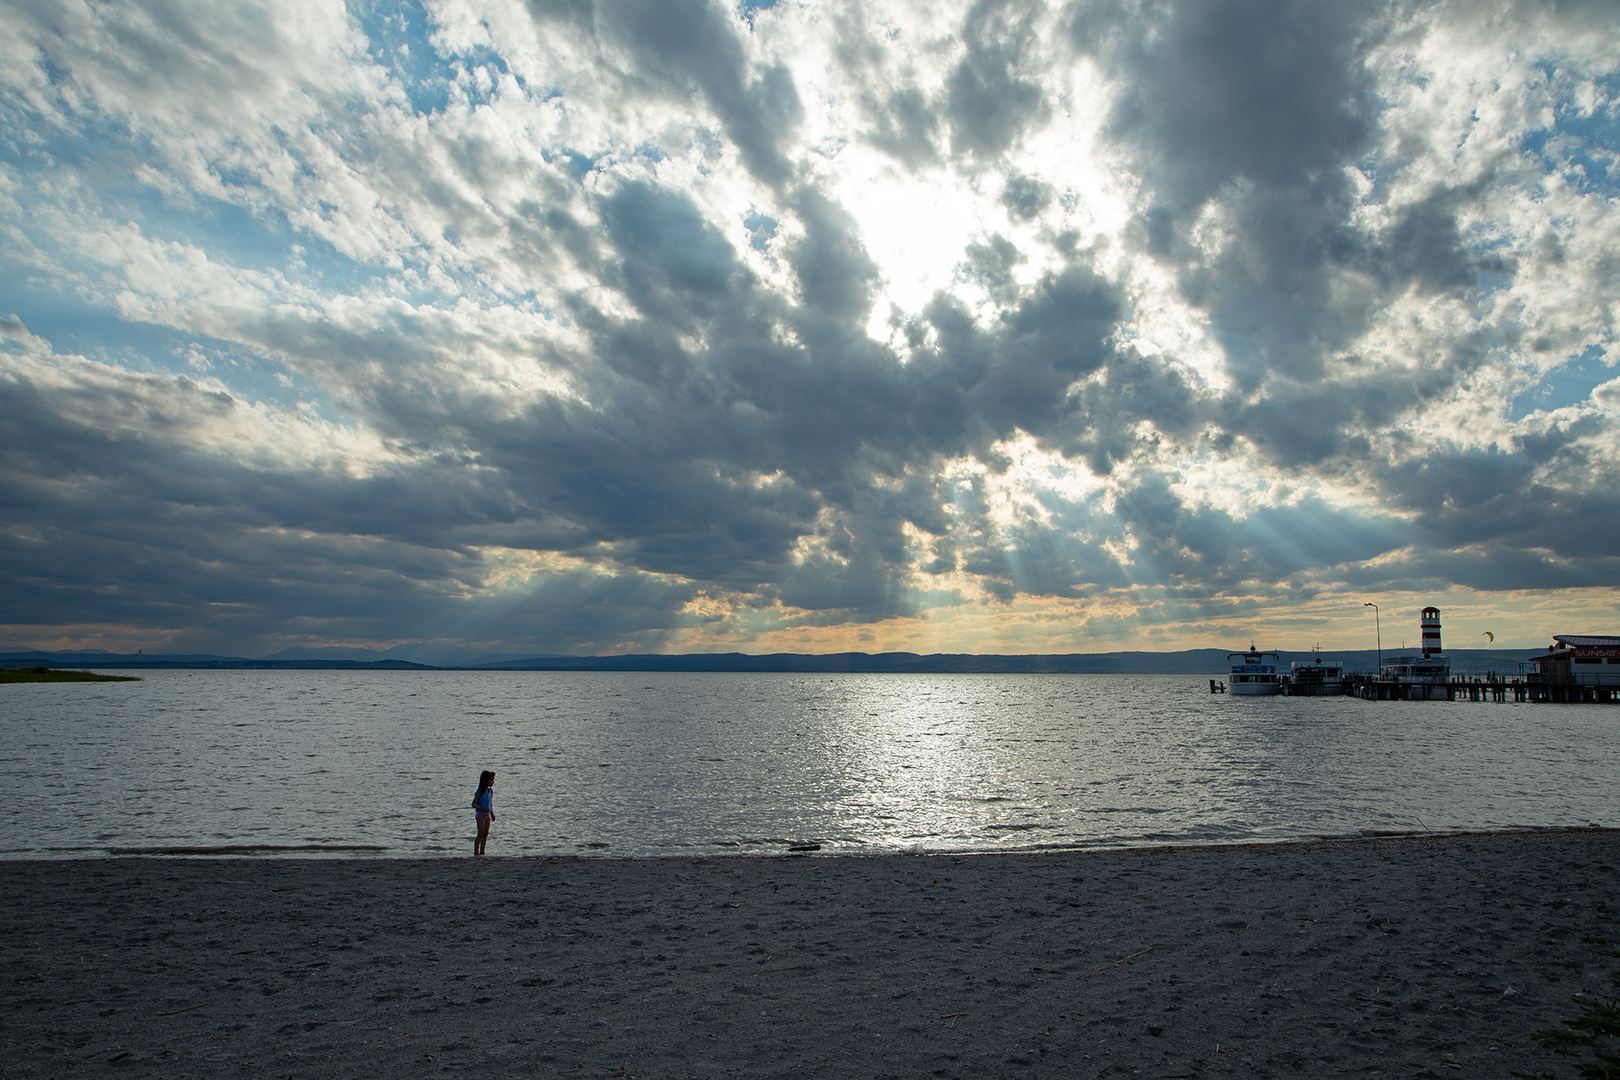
[2,829,1616,1078]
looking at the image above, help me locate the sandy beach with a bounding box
[2,829,1616,1078]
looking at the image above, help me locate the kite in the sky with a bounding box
[1482,632,1495,643]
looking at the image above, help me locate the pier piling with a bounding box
[1334,674,1616,703]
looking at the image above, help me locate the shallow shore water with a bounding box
[3,828,1617,1078]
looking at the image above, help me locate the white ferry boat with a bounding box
[1380,655,1451,699]
[1284,652,1344,696]
[1227,645,1281,696]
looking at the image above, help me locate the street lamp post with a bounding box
[1364,602,1381,678]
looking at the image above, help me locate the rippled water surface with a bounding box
[2,670,1615,857]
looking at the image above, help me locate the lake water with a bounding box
[1,670,1615,858]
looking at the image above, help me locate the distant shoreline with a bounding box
[0,666,141,683]
[1,647,1538,676]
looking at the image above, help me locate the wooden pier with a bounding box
[1337,675,1619,704]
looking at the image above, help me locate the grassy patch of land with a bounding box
[1,666,141,683]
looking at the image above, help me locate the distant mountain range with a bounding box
[0,647,1543,675]
[259,644,552,667]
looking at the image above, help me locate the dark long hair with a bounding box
[476,770,495,794]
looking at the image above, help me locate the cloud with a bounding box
[1083,0,1378,205]
[527,0,804,187]
[945,0,1052,159]
[1,0,1617,655]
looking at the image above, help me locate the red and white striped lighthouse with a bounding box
[1421,606,1442,657]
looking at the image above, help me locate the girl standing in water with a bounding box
[471,770,495,855]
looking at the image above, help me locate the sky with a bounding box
[2,0,1618,662]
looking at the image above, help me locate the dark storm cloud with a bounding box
[1000,173,1053,221]
[0,353,704,651]
[969,475,1413,607]
[502,176,607,287]
[782,185,884,327]
[1378,181,1511,296]
[528,0,803,186]
[1070,0,1387,398]
[946,0,1052,158]
[851,0,1053,168]
[1061,0,1608,597]
[1059,350,1201,475]
[981,266,1122,410]
[829,8,945,169]
[1076,0,1378,210]
[1381,430,1620,574]
[958,233,1025,305]
[600,181,741,316]
[238,169,1137,620]
[480,398,823,589]
[451,179,927,613]
[862,85,942,169]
